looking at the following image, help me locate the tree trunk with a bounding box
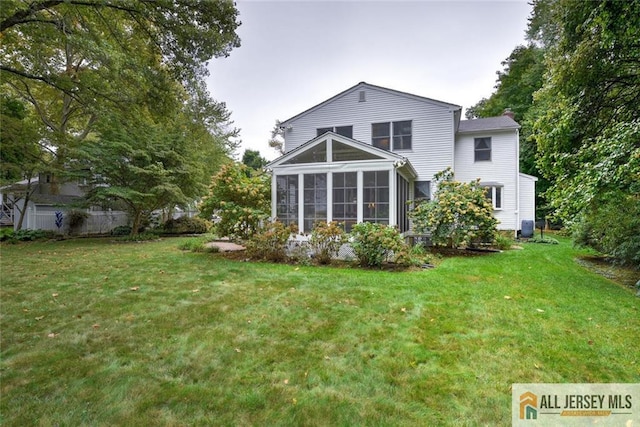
[131,210,142,236]
[15,179,35,230]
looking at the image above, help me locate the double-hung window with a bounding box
[392,120,412,150]
[371,123,391,150]
[372,121,412,151]
[474,137,491,161]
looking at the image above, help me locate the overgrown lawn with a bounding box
[1,237,638,425]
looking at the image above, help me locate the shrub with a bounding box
[199,163,270,240]
[0,229,57,242]
[528,237,559,245]
[111,225,132,236]
[177,235,219,253]
[288,241,313,266]
[494,233,514,250]
[572,195,640,267]
[309,221,346,264]
[66,209,89,234]
[408,243,434,266]
[410,168,497,248]
[162,216,211,235]
[245,221,297,262]
[0,228,15,241]
[349,222,411,268]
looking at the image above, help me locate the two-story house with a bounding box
[266,82,537,236]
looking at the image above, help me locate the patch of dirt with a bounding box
[214,250,249,261]
[575,255,639,290]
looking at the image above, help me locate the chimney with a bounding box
[503,108,515,120]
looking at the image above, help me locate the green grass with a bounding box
[1,236,638,426]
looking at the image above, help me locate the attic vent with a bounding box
[359,91,366,102]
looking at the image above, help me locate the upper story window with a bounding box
[392,120,412,150]
[474,137,492,161]
[372,121,412,151]
[372,122,390,150]
[317,126,353,138]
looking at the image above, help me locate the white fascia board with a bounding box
[518,172,539,181]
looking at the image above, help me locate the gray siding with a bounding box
[284,86,456,183]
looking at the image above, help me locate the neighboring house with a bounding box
[266,82,537,235]
[0,173,128,233]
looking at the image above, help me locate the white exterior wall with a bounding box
[518,173,537,224]
[283,86,456,183]
[454,130,519,230]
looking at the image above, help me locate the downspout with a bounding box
[268,169,276,220]
[515,128,520,239]
[451,109,457,174]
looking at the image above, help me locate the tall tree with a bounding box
[0,0,241,180]
[529,0,640,265]
[81,83,237,236]
[0,95,48,229]
[242,149,268,171]
[0,0,242,234]
[0,95,44,185]
[466,44,549,215]
[466,45,545,122]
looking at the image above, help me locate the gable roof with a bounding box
[266,131,417,178]
[457,116,520,133]
[280,82,462,125]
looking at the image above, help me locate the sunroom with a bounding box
[266,132,417,234]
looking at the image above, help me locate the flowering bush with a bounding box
[410,168,497,248]
[198,163,270,240]
[309,221,345,264]
[349,222,411,268]
[246,220,298,262]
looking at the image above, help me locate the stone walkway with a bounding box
[205,240,246,252]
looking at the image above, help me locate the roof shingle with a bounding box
[457,116,520,133]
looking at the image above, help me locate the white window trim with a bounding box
[474,137,492,162]
[317,125,353,138]
[371,120,413,151]
[484,185,503,211]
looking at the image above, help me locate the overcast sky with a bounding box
[206,0,533,161]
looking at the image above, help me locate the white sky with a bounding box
[206,0,533,161]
